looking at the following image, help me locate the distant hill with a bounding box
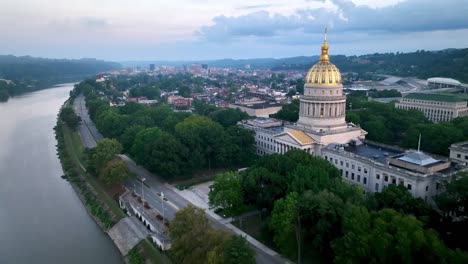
[123,48,468,83]
[0,55,121,101]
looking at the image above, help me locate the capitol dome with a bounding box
[305,34,341,87]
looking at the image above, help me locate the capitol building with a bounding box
[241,32,467,203]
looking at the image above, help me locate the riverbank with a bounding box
[55,99,167,264]
[0,84,121,264]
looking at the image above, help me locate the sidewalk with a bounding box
[169,185,291,263]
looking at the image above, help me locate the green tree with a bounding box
[403,123,464,155]
[96,109,129,139]
[209,172,245,216]
[60,107,81,130]
[332,208,468,264]
[435,172,468,251]
[300,190,345,255]
[120,125,145,153]
[370,184,435,223]
[225,126,256,167]
[169,205,231,264]
[146,131,189,178]
[91,139,122,172]
[437,172,468,220]
[269,192,301,261]
[208,108,248,127]
[131,128,162,166]
[100,159,132,186]
[222,236,256,264]
[175,116,227,170]
[271,99,299,122]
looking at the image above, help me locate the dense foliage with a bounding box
[74,79,256,179]
[169,205,255,264]
[209,150,468,263]
[271,99,299,122]
[59,107,81,130]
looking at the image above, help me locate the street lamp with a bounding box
[161,192,165,224]
[141,178,146,203]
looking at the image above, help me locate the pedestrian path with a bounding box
[169,185,289,262]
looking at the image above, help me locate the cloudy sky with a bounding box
[1,0,467,61]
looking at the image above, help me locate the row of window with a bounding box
[342,169,368,185]
[325,156,368,174]
[456,153,468,160]
[329,155,417,192]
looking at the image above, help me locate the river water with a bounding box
[0,84,122,263]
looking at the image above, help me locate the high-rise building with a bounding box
[149,64,155,71]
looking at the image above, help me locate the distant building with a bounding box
[167,95,192,109]
[229,102,282,118]
[149,64,155,71]
[427,77,461,89]
[395,93,468,122]
[449,141,468,165]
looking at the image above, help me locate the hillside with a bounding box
[123,48,468,83]
[0,55,121,101]
[273,49,468,83]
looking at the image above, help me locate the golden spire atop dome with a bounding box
[304,28,342,87]
[319,27,329,62]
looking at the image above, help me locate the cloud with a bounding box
[197,0,468,42]
[82,17,109,28]
[236,4,275,10]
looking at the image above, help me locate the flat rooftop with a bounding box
[403,93,465,103]
[264,126,284,134]
[232,102,282,109]
[344,142,403,164]
[251,117,278,124]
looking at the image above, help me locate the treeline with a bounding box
[346,93,468,155]
[271,48,468,83]
[74,80,255,179]
[209,150,468,263]
[55,105,118,228]
[0,55,120,101]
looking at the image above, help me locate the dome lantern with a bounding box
[305,28,342,87]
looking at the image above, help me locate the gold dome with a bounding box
[305,29,342,87]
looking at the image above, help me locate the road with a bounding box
[73,95,290,264]
[73,95,97,148]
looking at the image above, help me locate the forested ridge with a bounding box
[0,55,120,101]
[273,48,468,83]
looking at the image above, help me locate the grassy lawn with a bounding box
[62,123,125,220]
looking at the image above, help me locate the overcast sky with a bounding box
[1,0,467,61]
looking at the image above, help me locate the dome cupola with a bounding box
[305,28,342,87]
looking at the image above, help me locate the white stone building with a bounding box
[395,93,468,122]
[449,141,468,166]
[242,33,467,202]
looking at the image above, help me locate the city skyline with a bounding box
[2,0,468,61]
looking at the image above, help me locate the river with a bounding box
[0,84,122,263]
